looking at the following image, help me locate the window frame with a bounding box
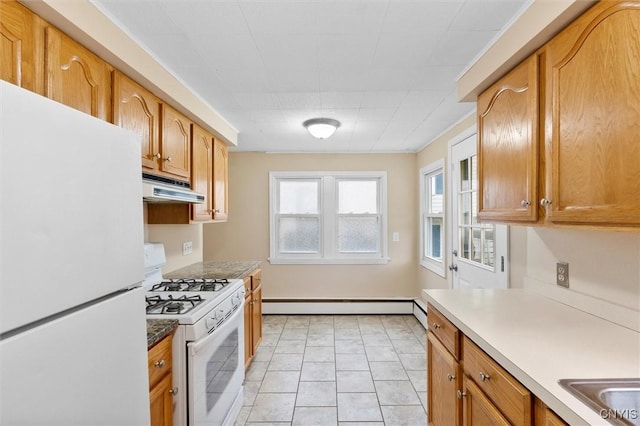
[269,171,389,265]
[419,159,446,277]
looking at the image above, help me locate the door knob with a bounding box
[448,263,458,272]
[169,387,178,395]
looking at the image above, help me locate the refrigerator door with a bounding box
[0,288,150,425]
[0,81,144,334]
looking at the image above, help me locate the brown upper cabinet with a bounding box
[212,138,229,221]
[112,71,162,172]
[45,26,111,121]
[541,1,640,227]
[0,0,44,94]
[191,124,215,221]
[477,1,640,229]
[478,55,539,223]
[161,104,192,181]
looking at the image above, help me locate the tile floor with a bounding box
[235,314,428,426]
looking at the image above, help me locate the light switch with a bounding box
[393,232,400,242]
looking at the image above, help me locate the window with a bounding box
[269,172,388,264]
[420,160,445,276]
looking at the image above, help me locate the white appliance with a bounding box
[0,81,150,425]
[144,243,245,426]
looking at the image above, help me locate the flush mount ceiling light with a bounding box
[303,118,341,139]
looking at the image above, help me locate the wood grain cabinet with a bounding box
[161,104,191,181]
[477,54,539,223]
[244,268,263,368]
[191,124,215,221]
[477,1,640,229]
[428,304,538,426]
[45,26,111,121]
[0,0,44,94]
[541,1,640,227]
[112,71,163,172]
[212,138,229,221]
[148,333,176,426]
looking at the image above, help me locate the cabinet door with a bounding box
[251,283,262,354]
[191,124,214,221]
[462,375,510,426]
[112,71,161,171]
[161,104,191,180]
[149,373,173,426]
[0,0,44,94]
[543,1,640,226]
[427,332,461,426]
[212,138,229,221]
[244,293,252,368]
[45,26,111,121]
[478,54,539,222]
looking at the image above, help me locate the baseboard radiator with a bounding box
[263,298,428,328]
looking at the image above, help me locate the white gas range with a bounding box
[144,243,245,426]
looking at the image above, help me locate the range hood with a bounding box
[142,174,205,204]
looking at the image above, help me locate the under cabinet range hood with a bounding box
[142,173,205,204]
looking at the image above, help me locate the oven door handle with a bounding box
[188,298,244,356]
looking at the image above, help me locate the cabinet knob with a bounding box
[446,373,455,381]
[214,209,220,213]
[154,359,165,368]
[479,372,491,382]
[154,152,161,159]
[540,198,552,207]
[432,323,441,329]
[457,390,466,399]
[169,387,178,395]
[164,156,172,162]
[520,200,530,207]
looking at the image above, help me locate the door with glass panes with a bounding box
[450,134,508,289]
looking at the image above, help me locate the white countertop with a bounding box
[423,289,640,426]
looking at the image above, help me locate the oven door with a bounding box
[187,301,245,426]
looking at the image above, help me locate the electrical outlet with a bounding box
[556,262,569,288]
[182,241,193,256]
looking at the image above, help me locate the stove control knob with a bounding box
[205,317,216,330]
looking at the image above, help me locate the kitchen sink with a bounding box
[559,378,640,426]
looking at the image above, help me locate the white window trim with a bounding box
[269,171,389,265]
[419,159,446,277]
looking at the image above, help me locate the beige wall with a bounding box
[203,152,418,299]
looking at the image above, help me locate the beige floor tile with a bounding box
[336,353,370,371]
[334,339,365,354]
[306,333,335,347]
[335,328,362,340]
[369,362,408,380]
[296,381,337,407]
[398,353,426,371]
[337,393,382,422]
[300,362,336,381]
[303,346,335,362]
[260,371,301,393]
[293,407,338,426]
[361,334,392,347]
[275,339,306,354]
[281,328,309,340]
[245,361,269,382]
[364,346,399,362]
[248,393,296,423]
[243,381,261,406]
[380,405,427,425]
[336,371,375,393]
[374,380,421,405]
[268,353,304,371]
[406,369,427,392]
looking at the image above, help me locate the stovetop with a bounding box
[149,278,232,293]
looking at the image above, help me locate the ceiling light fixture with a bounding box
[303,118,341,139]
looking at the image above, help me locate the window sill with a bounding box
[269,257,391,265]
[420,259,446,278]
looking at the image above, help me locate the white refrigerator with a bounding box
[0,81,150,425]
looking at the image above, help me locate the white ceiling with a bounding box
[93,0,528,153]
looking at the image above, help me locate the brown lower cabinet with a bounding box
[148,332,175,426]
[244,268,263,368]
[427,304,567,426]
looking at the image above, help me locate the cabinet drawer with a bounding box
[427,304,460,359]
[463,336,531,426]
[148,334,172,389]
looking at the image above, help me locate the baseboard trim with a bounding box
[262,298,415,315]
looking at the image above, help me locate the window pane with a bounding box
[338,180,378,214]
[461,227,470,259]
[427,217,442,259]
[338,216,378,253]
[429,173,444,214]
[460,192,471,225]
[278,217,319,253]
[472,228,481,262]
[460,158,470,191]
[279,181,318,214]
[471,191,478,225]
[483,228,495,267]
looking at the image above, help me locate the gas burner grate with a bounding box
[145,294,204,315]
[151,278,231,292]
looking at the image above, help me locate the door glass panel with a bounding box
[483,229,495,267]
[461,193,471,225]
[460,158,470,190]
[461,227,470,259]
[472,228,481,262]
